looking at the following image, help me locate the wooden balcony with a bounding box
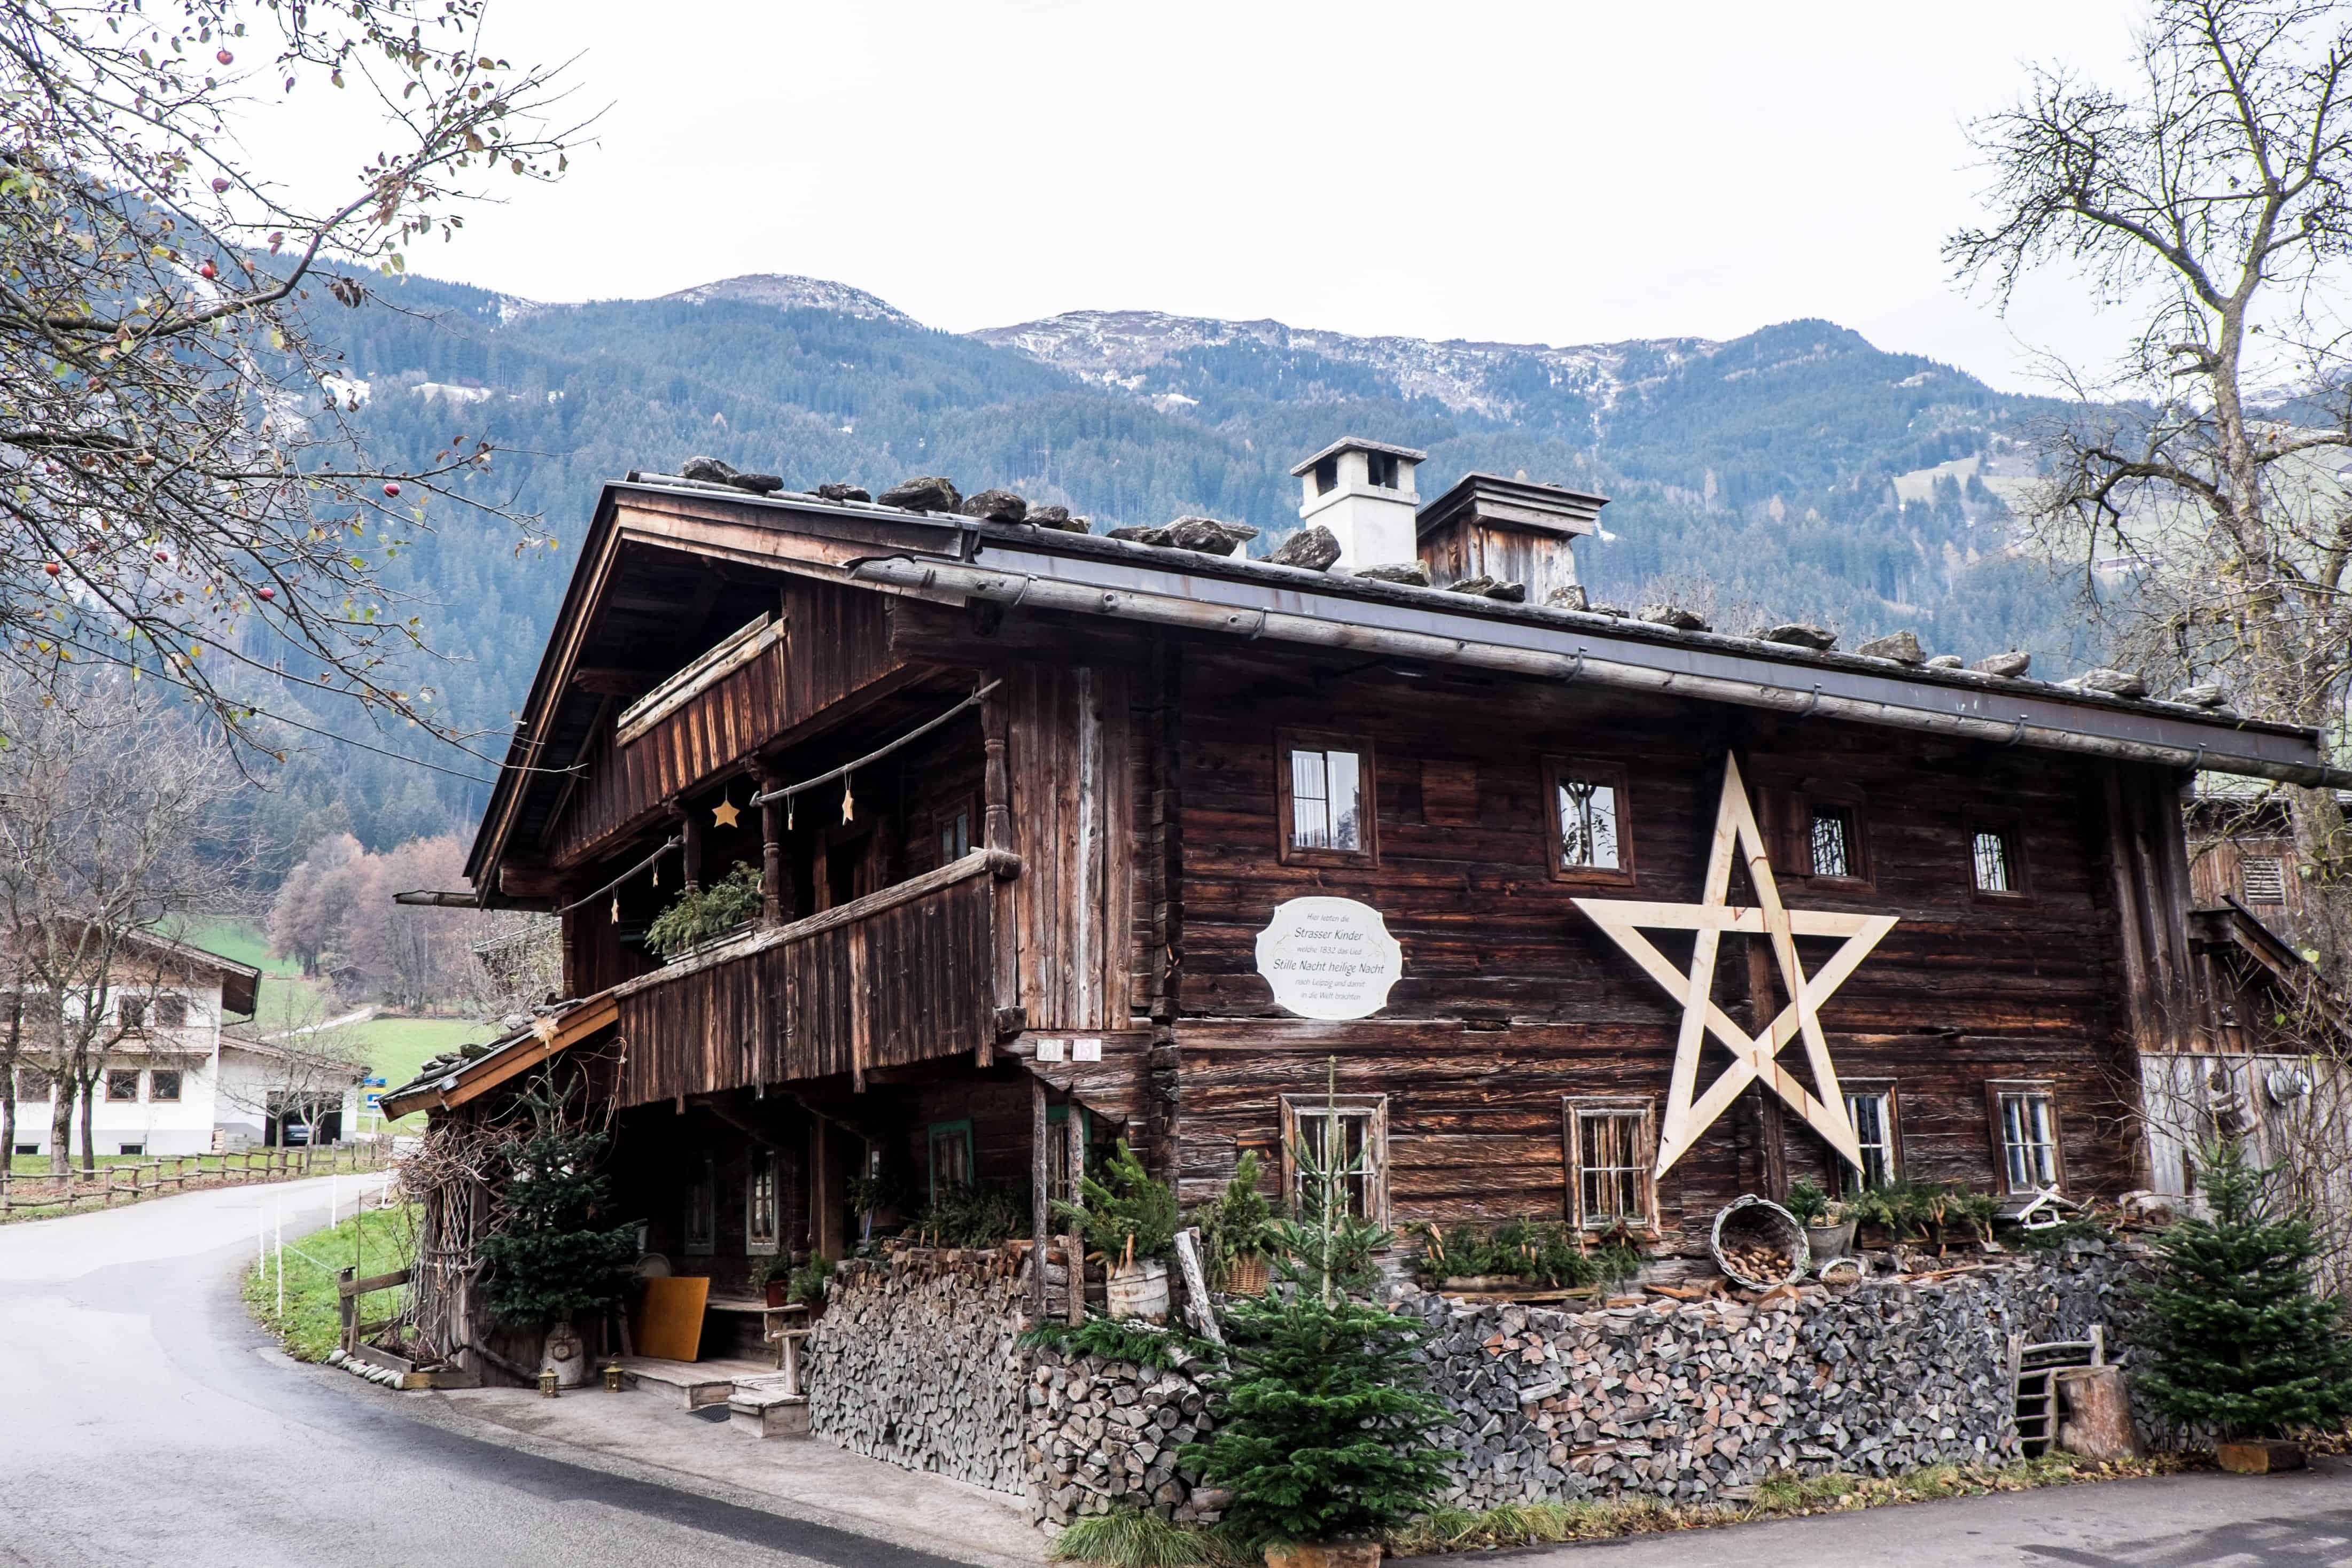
[611,849,1017,1107]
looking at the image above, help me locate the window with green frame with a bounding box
[928,1119,975,1200]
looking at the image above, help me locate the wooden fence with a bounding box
[0,1140,387,1219]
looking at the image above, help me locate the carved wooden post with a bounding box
[980,674,1015,1068]
[756,765,788,926]
[674,800,702,895]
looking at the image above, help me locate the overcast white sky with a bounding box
[308,1,2161,392]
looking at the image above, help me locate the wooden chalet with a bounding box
[386,438,2335,1335]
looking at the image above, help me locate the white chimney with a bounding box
[1290,437,1426,570]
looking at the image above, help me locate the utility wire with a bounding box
[747,680,999,808]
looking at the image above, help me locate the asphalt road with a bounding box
[0,1175,974,1568]
[1400,1460,2352,1567]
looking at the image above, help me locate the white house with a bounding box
[8,933,363,1158]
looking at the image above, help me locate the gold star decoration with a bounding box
[712,794,741,830]
[1571,753,1898,1177]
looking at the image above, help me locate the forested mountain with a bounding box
[234,269,2099,865]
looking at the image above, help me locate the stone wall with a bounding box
[805,1248,1030,1495]
[808,1241,2158,1528]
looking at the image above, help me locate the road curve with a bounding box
[0,1176,970,1568]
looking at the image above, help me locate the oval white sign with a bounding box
[1253,896,1404,1020]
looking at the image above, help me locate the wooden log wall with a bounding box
[547,579,906,869]
[1004,662,1136,1035]
[1166,644,2152,1247]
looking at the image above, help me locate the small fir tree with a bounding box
[477,1098,640,1326]
[1183,1059,1447,1546]
[1055,1138,1180,1264]
[2137,1138,2352,1439]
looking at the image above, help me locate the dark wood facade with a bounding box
[395,469,2331,1306]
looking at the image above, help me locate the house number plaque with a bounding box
[1254,896,1404,1020]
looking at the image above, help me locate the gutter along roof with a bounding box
[466,473,2331,902]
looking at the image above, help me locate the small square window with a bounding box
[1280,1094,1388,1226]
[1545,758,1634,883]
[149,1070,183,1103]
[683,1151,716,1255]
[116,996,148,1029]
[2242,856,2286,904]
[928,1119,975,1202]
[154,995,189,1028]
[1277,732,1377,864]
[1967,818,2030,900]
[1564,1098,1657,1231]
[1809,806,1854,879]
[1841,1084,1900,1191]
[746,1151,781,1257]
[16,1067,52,1102]
[1989,1083,2065,1194]
[106,1069,142,1102]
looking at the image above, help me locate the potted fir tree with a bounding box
[2138,1138,2352,1473]
[1055,1140,1180,1321]
[1785,1177,1855,1264]
[1186,1065,1447,1566]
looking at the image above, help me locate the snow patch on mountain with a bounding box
[664,274,918,326]
[969,308,1723,424]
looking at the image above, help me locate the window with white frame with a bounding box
[1279,1094,1388,1225]
[1842,1084,1899,1191]
[683,1151,716,1255]
[1279,734,1374,862]
[1991,1084,2063,1193]
[1564,1098,1657,1230]
[746,1150,781,1256]
[2241,855,2287,904]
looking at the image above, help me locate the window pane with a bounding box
[1291,749,1330,848]
[106,1070,140,1102]
[150,1071,182,1103]
[1845,1090,1892,1189]
[1810,809,1850,878]
[1558,778,1621,870]
[155,995,189,1028]
[1577,1110,1646,1225]
[1972,831,2011,892]
[2242,856,2286,904]
[1326,750,1362,851]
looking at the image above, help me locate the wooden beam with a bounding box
[568,667,657,698]
[1031,1076,1049,1321]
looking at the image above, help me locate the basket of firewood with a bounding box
[1710,1195,1809,1291]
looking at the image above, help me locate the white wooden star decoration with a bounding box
[1572,753,1898,1177]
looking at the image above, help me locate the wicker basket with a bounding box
[1224,1252,1271,1296]
[1709,1195,1810,1290]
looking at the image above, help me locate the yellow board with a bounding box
[637,1275,710,1362]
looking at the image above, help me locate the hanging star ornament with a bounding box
[1572,753,1898,1177]
[711,792,741,830]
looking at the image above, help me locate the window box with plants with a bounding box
[644,862,764,963]
[1411,1219,1641,1299]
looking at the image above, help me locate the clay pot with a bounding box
[1804,1218,1857,1265]
[2217,1439,2307,1474]
[764,1279,789,1308]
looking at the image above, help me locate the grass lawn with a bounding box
[182,919,303,978]
[8,1151,161,1175]
[348,1017,494,1131]
[243,1202,417,1361]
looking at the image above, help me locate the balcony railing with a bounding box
[611,848,1016,1106]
